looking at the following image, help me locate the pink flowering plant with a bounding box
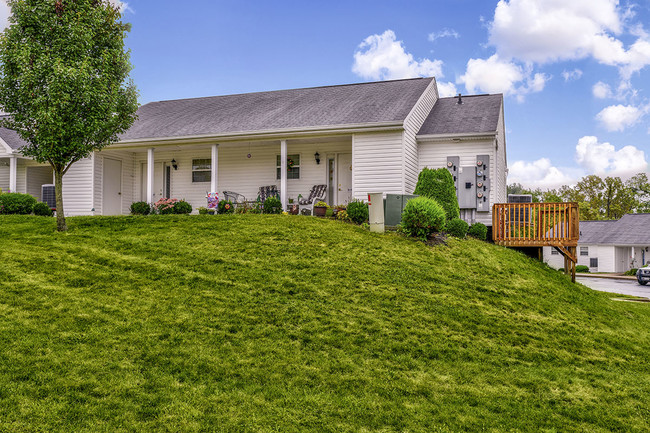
[153,198,178,215]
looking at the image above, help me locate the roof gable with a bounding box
[417,94,503,136]
[580,214,650,245]
[121,78,434,141]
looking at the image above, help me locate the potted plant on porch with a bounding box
[313,201,329,217]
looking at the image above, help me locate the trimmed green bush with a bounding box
[414,167,460,221]
[576,265,590,273]
[446,217,469,238]
[400,196,446,240]
[0,192,36,215]
[468,222,488,241]
[218,200,234,214]
[263,197,282,214]
[346,200,369,224]
[172,200,192,215]
[624,268,638,276]
[33,202,53,217]
[130,201,151,215]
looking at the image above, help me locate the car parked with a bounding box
[637,266,650,286]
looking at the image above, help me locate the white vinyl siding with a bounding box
[597,246,616,272]
[402,80,438,194]
[495,106,507,204]
[26,166,53,201]
[352,131,403,201]
[418,139,496,226]
[0,165,8,191]
[61,157,94,216]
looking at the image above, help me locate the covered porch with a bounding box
[98,135,354,215]
[0,155,53,200]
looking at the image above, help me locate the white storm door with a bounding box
[337,153,352,205]
[103,158,122,215]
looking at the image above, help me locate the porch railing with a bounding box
[492,202,579,247]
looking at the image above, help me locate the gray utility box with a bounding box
[384,194,419,227]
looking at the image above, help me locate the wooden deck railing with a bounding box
[492,202,579,247]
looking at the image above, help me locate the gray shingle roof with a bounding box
[579,214,650,245]
[121,78,434,141]
[417,93,503,136]
[0,116,28,150]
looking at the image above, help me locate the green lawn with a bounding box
[1,214,649,432]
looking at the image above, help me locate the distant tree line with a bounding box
[508,172,650,220]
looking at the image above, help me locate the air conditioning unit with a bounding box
[508,194,532,223]
[507,194,533,203]
[41,184,56,210]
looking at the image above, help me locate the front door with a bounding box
[103,158,122,215]
[140,162,165,202]
[337,153,352,205]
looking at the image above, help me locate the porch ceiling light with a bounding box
[171,159,178,170]
[314,152,320,165]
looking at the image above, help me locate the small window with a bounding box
[580,247,589,256]
[551,249,559,255]
[590,258,598,268]
[192,159,211,183]
[277,154,300,180]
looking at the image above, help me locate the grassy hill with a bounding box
[1,214,649,432]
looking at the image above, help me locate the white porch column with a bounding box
[147,148,154,204]
[9,155,17,193]
[280,139,287,210]
[211,143,219,194]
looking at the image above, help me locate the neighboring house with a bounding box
[0,77,507,224]
[543,213,650,272]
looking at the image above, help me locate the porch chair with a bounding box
[257,185,279,203]
[223,190,246,207]
[298,184,327,215]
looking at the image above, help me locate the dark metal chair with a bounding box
[298,184,327,215]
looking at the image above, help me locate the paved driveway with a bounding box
[577,276,649,298]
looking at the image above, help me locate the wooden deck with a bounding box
[492,202,580,281]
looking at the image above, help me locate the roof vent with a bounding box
[457,93,462,104]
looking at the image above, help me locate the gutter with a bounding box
[111,121,405,149]
[416,131,497,142]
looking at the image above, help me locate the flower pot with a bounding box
[314,206,327,217]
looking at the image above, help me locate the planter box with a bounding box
[314,206,327,217]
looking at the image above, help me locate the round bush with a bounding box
[218,200,234,214]
[346,200,369,224]
[414,168,460,221]
[172,200,192,215]
[576,265,590,273]
[446,217,469,238]
[0,192,36,215]
[263,196,282,214]
[33,202,53,217]
[468,222,488,241]
[130,201,151,215]
[400,196,446,240]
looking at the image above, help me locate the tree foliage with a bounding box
[508,172,650,221]
[414,167,459,220]
[0,0,138,231]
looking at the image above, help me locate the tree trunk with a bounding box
[54,167,67,232]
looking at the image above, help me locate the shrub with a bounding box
[172,200,192,215]
[400,196,446,240]
[218,200,234,214]
[576,265,590,273]
[130,201,151,215]
[198,207,208,215]
[346,200,369,224]
[414,167,460,221]
[336,210,349,221]
[33,202,53,217]
[263,196,282,214]
[446,217,469,238]
[624,268,638,276]
[153,198,177,214]
[0,192,36,215]
[468,222,488,241]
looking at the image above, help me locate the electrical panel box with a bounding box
[446,156,459,197]
[384,193,419,227]
[476,155,490,212]
[458,166,477,209]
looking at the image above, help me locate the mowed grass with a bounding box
[1,215,649,432]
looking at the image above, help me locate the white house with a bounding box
[543,213,650,272]
[0,77,507,224]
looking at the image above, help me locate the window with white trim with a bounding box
[192,159,211,183]
[590,258,598,268]
[276,154,300,180]
[580,247,589,256]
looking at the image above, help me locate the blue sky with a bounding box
[1,0,649,189]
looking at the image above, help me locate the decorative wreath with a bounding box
[287,158,295,169]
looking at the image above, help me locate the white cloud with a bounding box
[353,30,444,81]
[428,28,460,42]
[458,54,548,100]
[592,81,613,98]
[595,104,643,131]
[508,158,575,189]
[575,135,647,176]
[437,81,458,97]
[488,0,650,78]
[0,1,10,30]
[562,69,583,82]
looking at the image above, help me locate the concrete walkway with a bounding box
[576,276,649,299]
